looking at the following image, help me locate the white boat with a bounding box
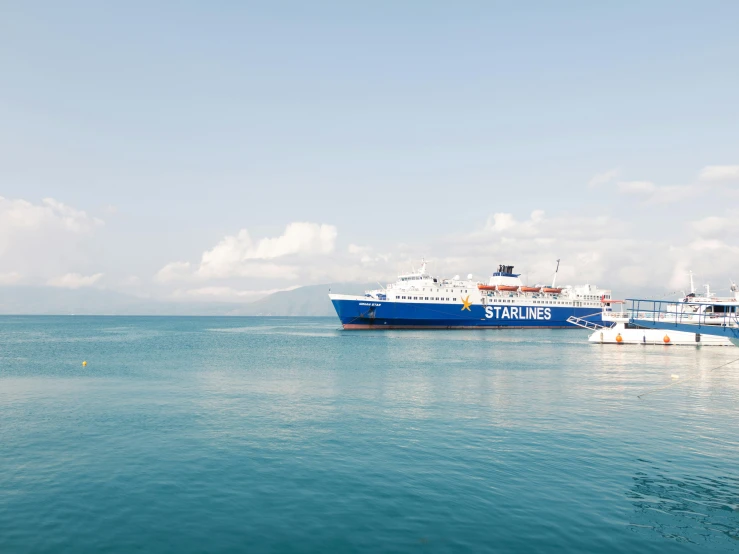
[569,273,738,346]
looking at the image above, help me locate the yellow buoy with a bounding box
[82,360,87,366]
[671,374,680,379]
[615,333,623,343]
[663,335,670,344]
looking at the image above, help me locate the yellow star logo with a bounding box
[460,295,472,311]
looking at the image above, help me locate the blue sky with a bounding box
[1,2,738,302]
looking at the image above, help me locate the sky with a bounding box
[1,1,739,305]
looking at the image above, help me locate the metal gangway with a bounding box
[627,298,739,345]
[566,315,608,331]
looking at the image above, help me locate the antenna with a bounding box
[688,271,695,295]
[551,259,561,288]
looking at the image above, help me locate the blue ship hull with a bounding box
[331,298,604,329]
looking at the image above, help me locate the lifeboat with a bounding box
[477,284,496,291]
[496,285,519,292]
[520,286,541,293]
[541,287,563,294]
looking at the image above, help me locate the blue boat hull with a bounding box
[331,299,604,329]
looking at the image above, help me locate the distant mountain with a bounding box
[241,283,372,316]
[0,286,156,315]
[0,283,373,317]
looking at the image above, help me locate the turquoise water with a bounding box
[1,316,738,553]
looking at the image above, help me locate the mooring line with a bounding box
[637,357,739,399]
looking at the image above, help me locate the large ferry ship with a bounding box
[329,261,611,329]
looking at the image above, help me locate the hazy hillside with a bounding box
[0,283,373,316]
[241,283,372,316]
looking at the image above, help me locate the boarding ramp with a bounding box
[566,315,608,331]
[627,298,739,345]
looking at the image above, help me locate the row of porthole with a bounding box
[397,296,458,301]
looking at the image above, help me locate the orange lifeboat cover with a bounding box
[520,286,541,293]
[496,285,519,292]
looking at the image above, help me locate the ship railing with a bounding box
[626,298,739,336]
[566,315,609,331]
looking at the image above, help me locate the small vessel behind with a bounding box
[569,274,738,346]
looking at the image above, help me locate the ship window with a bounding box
[425,297,429,300]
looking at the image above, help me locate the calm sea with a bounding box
[1,316,738,553]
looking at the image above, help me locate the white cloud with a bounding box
[0,272,22,285]
[0,197,103,285]
[0,196,102,246]
[348,244,368,255]
[643,185,695,205]
[453,209,700,293]
[197,222,336,279]
[202,222,334,263]
[699,165,739,182]
[155,261,193,283]
[173,285,300,302]
[691,215,739,236]
[347,244,390,265]
[119,275,141,287]
[530,209,545,223]
[609,165,738,206]
[617,180,656,194]
[47,272,104,289]
[485,213,517,232]
[588,168,619,187]
[483,211,543,236]
[617,265,649,287]
[156,222,337,282]
[200,261,300,280]
[615,181,695,204]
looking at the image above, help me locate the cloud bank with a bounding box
[2,161,738,306]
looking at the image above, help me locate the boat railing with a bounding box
[566,315,609,331]
[626,299,739,329]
